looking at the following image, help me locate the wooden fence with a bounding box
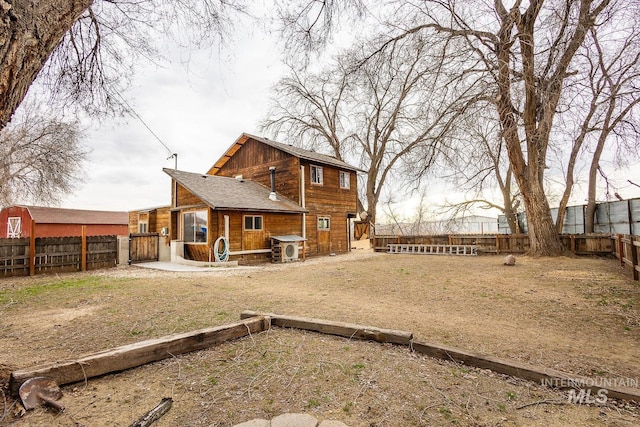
[373,234,614,255]
[612,234,640,281]
[373,233,640,281]
[0,234,118,278]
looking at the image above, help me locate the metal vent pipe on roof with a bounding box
[269,166,277,201]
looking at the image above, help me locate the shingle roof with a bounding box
[208,133,364,175]
[20,206,129,225]
[163,168,307,213]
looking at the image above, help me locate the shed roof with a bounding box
[164,168,307,213]
[17,206,128,225]
[208,133,364,175]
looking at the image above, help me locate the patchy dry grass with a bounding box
[1,251,639,426]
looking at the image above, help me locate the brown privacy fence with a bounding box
[374,233,639,281]
[612,234,640,281]
[0,235,118,278]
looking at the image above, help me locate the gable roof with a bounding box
[208,133,363,175]
[164,168,307,213]
[18,206,128,225]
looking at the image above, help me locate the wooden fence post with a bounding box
[81,225,87,272]
[29,220,36,276]
[618,234,625,266]
[631,236,639,281]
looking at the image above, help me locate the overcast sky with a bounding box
[62,21,287,213]
[56,13,640,219]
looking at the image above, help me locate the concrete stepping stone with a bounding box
[232,413,349,427]
[270,413,318,427]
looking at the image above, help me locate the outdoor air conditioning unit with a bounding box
[282,242,299,261]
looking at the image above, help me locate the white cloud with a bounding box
[62,22,286,212]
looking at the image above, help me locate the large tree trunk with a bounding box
[585,135,608,233]
[492,0,603,255]
[0,0,92,129]
[521,178,565,255]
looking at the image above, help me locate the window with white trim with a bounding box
[182,210,207,243]
[138,213,149,233]
[318,216,330,230]
[339,171,350,189]
[7,217,21,238]
[244,215,263,231]
[310,165,323,185]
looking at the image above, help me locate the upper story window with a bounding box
[339,171,350,189]
[310,165,323,185]
[244,215,263,231]
[183,210,207,243]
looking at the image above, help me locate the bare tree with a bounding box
[439,107,521,233]
[552,11,640,233]
[582,26,640,232]
[276,0,366,60]
[261,64,351,160]
[0,104,86,206]
[264,32,482,225]
[279,1,632,255]
[0,0,244,130]
[388,0,615,255]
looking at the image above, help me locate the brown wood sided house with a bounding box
[128,206,171,235]
[165,133,361,263]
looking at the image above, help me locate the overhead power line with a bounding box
[113,90,178,169]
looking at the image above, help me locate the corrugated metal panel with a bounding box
[631,199,640,235]
[563,205,585,234]
[497,215,510,234]
[468,197,639,236]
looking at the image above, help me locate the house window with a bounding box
[244,215,263,231]
[138,213,148,233]
[183,210,207,243]
[339,171,350,189]
[310,165,323,185]
[318,217,330,230]
[7,217,21,238]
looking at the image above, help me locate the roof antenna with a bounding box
[168,153,178,170]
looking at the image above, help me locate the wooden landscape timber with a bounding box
[9,311,640,405]
[411,341,640,402]
[241,311,640,402]
[241,310,413,345]
[9,316,270,396]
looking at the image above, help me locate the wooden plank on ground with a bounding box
[412,341,640,402]
[9,316,270,396]
[240,310,412,345]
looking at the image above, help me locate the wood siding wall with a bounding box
[176,183,206,207]
[184,209,303,263]
[211,137,358,256]
[302,160,357,255]
[214,139,302,203]
[129,207,171,234]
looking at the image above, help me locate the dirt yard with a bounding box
[1,250,639,426]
